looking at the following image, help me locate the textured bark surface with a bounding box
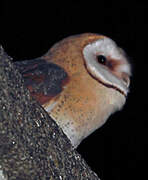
[0,46,100,180]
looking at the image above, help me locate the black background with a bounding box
[1,2,146,180]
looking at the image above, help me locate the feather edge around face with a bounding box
[83,36,131,96]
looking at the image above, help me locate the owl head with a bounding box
[43,33,132,147]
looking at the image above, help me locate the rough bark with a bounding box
[0,46,100,180]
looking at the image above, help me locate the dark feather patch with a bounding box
[14,58,68,104]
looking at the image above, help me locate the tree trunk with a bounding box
[0,46,100,180]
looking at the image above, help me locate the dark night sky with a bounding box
[1,2,147,180]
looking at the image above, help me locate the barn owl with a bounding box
[15,33,131,148]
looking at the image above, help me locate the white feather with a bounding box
[83,37,131,96]
[44,101,57,113]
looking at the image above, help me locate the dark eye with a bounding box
[97,55,107,65]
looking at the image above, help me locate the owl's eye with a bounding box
[97,55,107,65]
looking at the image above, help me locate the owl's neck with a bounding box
[44,73,126,148]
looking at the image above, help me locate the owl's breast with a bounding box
[45,71,125,147]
